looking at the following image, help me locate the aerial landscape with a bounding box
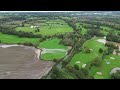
[0,11,120,79]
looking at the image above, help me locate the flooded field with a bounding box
[0,44,54,79]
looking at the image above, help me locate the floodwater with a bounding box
[0,44,54,79]
[41,48,67,54]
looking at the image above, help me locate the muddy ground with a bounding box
[0,46,54,79]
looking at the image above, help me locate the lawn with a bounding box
[90,54,120,79]
[0,33,39,44]
[41,53,66,61]
[15,19,73,36]
[68,36,120,79]
[39,38,67,49]
[39,38,69,60]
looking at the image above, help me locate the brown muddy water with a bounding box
[0,45,54,79]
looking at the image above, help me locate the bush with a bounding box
[0,40,1,43]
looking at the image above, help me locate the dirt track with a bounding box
[0,46,54,79]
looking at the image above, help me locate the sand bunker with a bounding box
[97,39,106,44]
[96,72,102,75]
[82,64,86,68]
[110,57,115,60]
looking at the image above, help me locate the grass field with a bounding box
[15,19,73,36]
[69,37,107,67]
[39,38,68,60]
[69,36,120,79]
[0,33,39,44]
[39,38,67,49]
[90,54,120,79]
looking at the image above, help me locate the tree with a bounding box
[74,64,79,70]
[80,68,89,76]
[90,57,102,67]
[108,47,114,54]
[99,48,103,53]
[115,50,120,55]
[62,60,69,68]
[65,65,75,73]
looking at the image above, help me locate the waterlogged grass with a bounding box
[0,33,39,44]
[0,33,68,61]
[39,38,68,60]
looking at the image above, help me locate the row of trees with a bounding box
[106,32,120,43]
[65,65,89,79]
[0,26,42,38]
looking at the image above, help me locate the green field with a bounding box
[39,38,67,49]
[39,38,68,60]
[69,37,106,67]
[0,33,69,61]
[41,53,66,61]
[90,54,120,79]
[15,20,73,36]
[69,36,120,79]
[0,33,39,44]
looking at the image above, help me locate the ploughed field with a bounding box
[0,45,54,79]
